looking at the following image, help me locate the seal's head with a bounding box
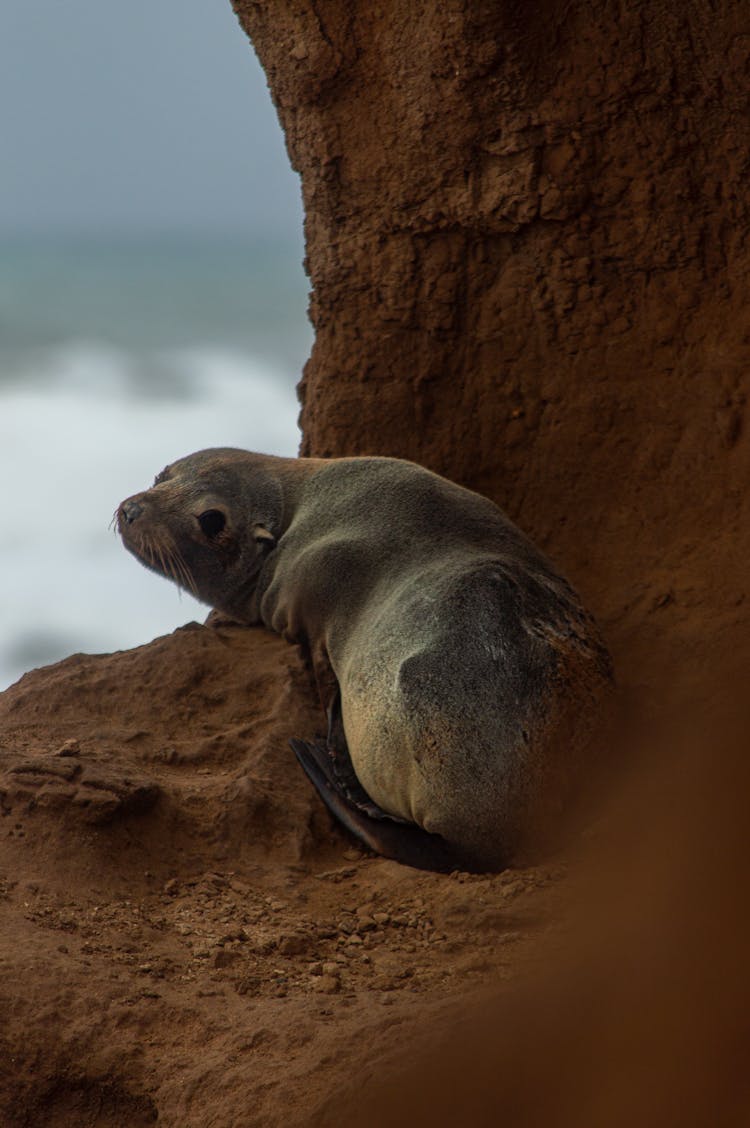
[117,448,283,621]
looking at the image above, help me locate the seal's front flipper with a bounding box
[290,737,467,873]
[289,736,391,822]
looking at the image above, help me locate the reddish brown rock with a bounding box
[1,2,749,1124]
[233,0,750,685]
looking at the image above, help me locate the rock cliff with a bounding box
[1,2,748,1123]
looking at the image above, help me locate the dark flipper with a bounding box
[290,737,469,874]
[291,734,402,823]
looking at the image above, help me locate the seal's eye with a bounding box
[198,509,226,539]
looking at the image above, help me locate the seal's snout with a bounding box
[119,498,144,526]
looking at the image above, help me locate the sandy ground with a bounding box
[0,624,569,1126]
[1,576,749,1127]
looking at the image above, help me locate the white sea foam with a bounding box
[0,341,302,689]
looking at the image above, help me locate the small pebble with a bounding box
[57,739,80,757]
[278,934,307,956]
[213,948,239,969]
[235,976,260,997]
[219,929,246,945]
[315,975,340,994]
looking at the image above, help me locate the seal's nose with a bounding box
[119,498,144,525]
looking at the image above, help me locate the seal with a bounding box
[117,448,611,872]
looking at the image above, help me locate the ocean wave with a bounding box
[0,336,302,398]
[0,342,302,689]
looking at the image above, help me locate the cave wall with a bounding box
[232,0,750,679]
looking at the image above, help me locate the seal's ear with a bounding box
[253,524,276,549]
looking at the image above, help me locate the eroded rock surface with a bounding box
[234,0,750,685]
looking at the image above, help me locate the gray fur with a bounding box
[119,449,611,870]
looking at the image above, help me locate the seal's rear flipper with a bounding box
[290,737,469,873]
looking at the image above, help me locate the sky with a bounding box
[0,1,310,687]
[0,1,303,237]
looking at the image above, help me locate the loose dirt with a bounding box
[0,624,568,1126]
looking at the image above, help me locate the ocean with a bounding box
[0,234,311,689]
